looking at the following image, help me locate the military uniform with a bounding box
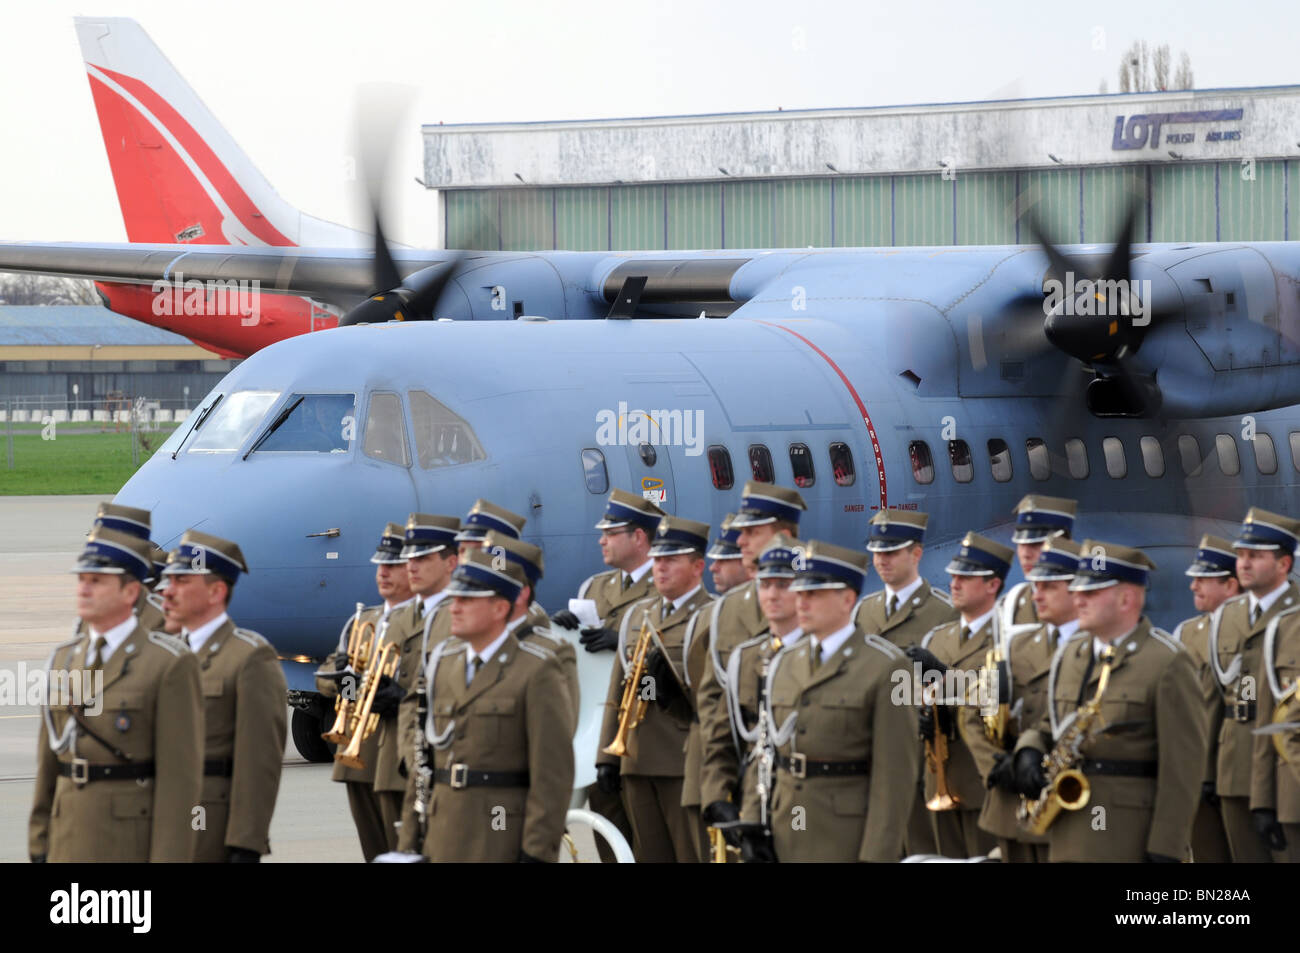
[1209,508,1300,861]
[30,530,203,862]
[745,540,918,862]
[1252,605,1300,861]
[1000,495,1078,630]
[598,517,714,862]
[1014,540,1205,862]
[407,550,575,861]
[77,504,167,634]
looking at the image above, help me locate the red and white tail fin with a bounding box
[75,17,368,248]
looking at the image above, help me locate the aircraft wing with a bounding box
[0,241,445,303]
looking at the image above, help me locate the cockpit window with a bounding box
[254,394,356,453]
[159,385,220,455]
[188,390,281,453]
[409,390,486,468]
[363,392,410,466]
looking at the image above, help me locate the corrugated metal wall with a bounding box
[445,159,1295,250]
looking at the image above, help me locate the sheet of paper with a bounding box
[568,598,601,628]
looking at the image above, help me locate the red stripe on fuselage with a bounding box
[753,320,888,511]
[93,64,294,246]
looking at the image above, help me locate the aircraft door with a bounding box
[620,409,677,517]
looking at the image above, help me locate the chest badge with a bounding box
[114,712,132,732]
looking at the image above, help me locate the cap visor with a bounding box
[729,513,777,528]
[1068,577,1120,592]
[866,538,912,552]
[945,559,995,576]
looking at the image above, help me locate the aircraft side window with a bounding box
[709,446,735,490]
[1178,435,1203,477]
[1215,434,1240,476]
[188,390,281,453]
[748,445,775,483]
[1065,438,1088,479]
[789,443,816,488]
[1025,438,1050,481]
[581,449,608,494]
[909,441,934,485]
[1102,437,1127,479]
[256,393,356,453]
[1290,433,1300,472]
[948,439,973,483]
[362,392,410,467]
[987,439,1013,483]
[1139,436,1165,478]
[409,390,486,468]
[1251,432,1278,475]
[829,442,856,487]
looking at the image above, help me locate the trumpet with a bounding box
[921,677,960,812]
[322,604,377,744]
[603,620,656,758]
[335,642,399,769]
[1270,681,1300,763]
[980,646,1011,746]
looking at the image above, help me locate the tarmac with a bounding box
[0,495,600,862]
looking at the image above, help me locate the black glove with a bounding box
[579,625,619,653]
[739,827,777,863]
[369,674,405,717]
[1201,780,1220,807]
[987,752,1017,791]
[917,706,936,742]
[1013,747,1047,797]
[1144,852,1180,863]
[644,648,681,709]
[30,854,45,864]
[317,655,349,683]
[551,610,580,630]
[226,846,261,863]
[517,850,546,863]
[704,800,742,847]
[596,763,621,795]
[1253,809,1288,852]
[905,645,949,677]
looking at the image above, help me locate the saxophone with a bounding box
[1019,646,1115,836]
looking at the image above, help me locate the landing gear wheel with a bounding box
[291,707,336,763]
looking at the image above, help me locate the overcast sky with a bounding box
[1,0,1295,246]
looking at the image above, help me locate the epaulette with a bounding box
[148,631,188,657]
[1148,627,1183,655]
[233,628,269,648]
[519,640,556,663]
[523,627,561,648]
[146,591,165,612]
[920,622,948,649]
[863,633,905,660]
[929,587,952,607]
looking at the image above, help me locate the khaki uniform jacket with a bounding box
[598,587,715,777]
[374,598,429,794]
[1172,613,1224,787]
[315,603,396,784]
[192,619,288,861]
[854,580,957,650]
[29,624,203,862]
[921,618,996,810]
[1016,619,1205,862]
[960,622,1058,842]
[393,598,455,805]
[680,602,714,809]
[512,617,579,722]
[579,567,657,628]
[697,581,768,807]
[999,581,1040,629]
[1251,606,1300,820]
[756,632,919,862]
[1209,584,1300,798]
[416,633,575,862]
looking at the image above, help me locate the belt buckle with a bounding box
[1234,700,1252,722]
[789,752,807,779]
[70,758,89,786]
[449,763,469,789]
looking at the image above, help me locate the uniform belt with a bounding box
[1080,758,1158,777]
[204,758,234,777]
[434,764,529,789]
[1228,699,1257,722]
[59,759,154,785]
[776,753,869,779]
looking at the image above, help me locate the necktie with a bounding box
[417,600,425,621]
[887,595,898,619]
[1076,645,1098,707]
[622,573,632,592]
[87,635,106,670]
[662,601,671,622]
[466,654,479,685]
[1250,603,1261,626]
[960,625,971,641]
[809,640,821,671]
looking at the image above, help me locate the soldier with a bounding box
[707,514,748,596]
[1209,508,1300,861]
[554,488,664,861]
[147,544,181,634]
[1253,597,1300,861]
[908,532,1013,858]
[961,539,1082,863]
[29,528,202,862]
[597,516,714,862]
[86,503,167,634]
[406,549,575,862]
[375,513,461,852]
[736,540,918,862]
[853,509,957,855]
[1173,536,1239,862]
[1000,495,1078,628]
[1012,541,1205,862]
[697,482,805,841]
[453,498,528,561]
[161,530,287,862]
[315,521,415,862]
